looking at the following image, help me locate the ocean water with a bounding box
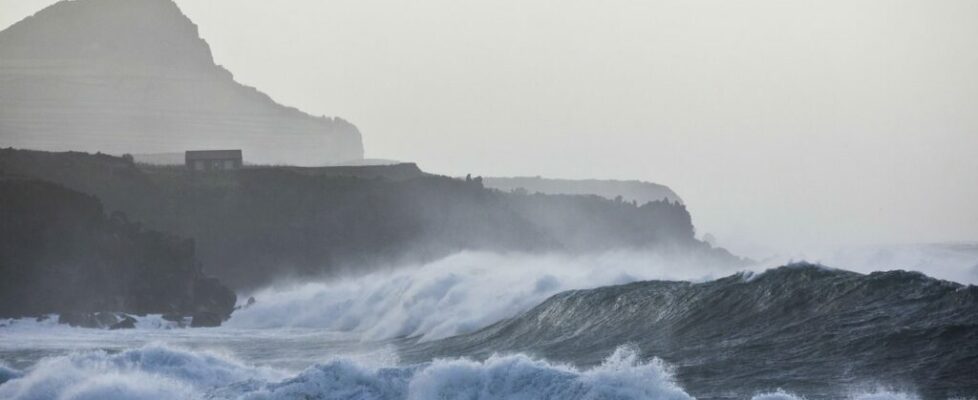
[2,251,976,399]
[0,332,687,399]
[0,328,921,400]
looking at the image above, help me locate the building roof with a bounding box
[185,150,242,161]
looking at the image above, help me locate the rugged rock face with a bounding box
[0,177,236,322]
[0,0,363,165]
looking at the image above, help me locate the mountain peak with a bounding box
[1,0,216,73]
[0,0,364,165]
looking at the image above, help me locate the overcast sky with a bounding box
[2,0,976,257]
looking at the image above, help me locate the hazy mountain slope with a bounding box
[0,0,363,165]
[483,176,683,205]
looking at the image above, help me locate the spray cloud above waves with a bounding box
[227,250,749,340]
[228,243,978,341]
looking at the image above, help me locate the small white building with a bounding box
[185,150,242,171]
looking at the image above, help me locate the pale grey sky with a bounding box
[2,0,977,257]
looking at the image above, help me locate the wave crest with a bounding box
[227,251,743,341]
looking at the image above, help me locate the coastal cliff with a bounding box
[0,177,235,325]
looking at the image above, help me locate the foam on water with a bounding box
[0,344,697,400]
[750,389,922,400]
[227,250,746,341]
[751,390,803,400]
[0,343,928,400]
[0,344,280,400]
[0,314,185,333]
[0,315,61,331]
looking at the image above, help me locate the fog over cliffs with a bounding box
[483,177,683,205]
[0,0,363,165]
[0,149,741,290]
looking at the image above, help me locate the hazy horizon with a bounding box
[2,0,976,258]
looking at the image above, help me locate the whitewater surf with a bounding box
[0,340,926,400]
[2,262,976,399]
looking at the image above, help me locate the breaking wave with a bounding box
[227,251,745,341]
[401,263,978,398]
[0,344,279,400]
[0,344,926,400]
[1,264,960,399]
[0,344,699,400]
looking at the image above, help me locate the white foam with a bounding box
[243,345,692,399]
[0,314,186,333]
[0,344,693,400]
[750,389,922,400]
[751,389,803,400]
[0,315,61,330]
[849,392,921,400]
[0,344,285,400]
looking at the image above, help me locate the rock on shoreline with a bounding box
[0,177,236,325]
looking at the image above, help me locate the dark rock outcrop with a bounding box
[190,312,222,328]
[162,313,185,322]
[109,315,137,330]
[57,313,100,329]
[192,278,236,319]
[0,177,235,323]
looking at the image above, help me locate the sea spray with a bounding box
[227,250,747,340]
